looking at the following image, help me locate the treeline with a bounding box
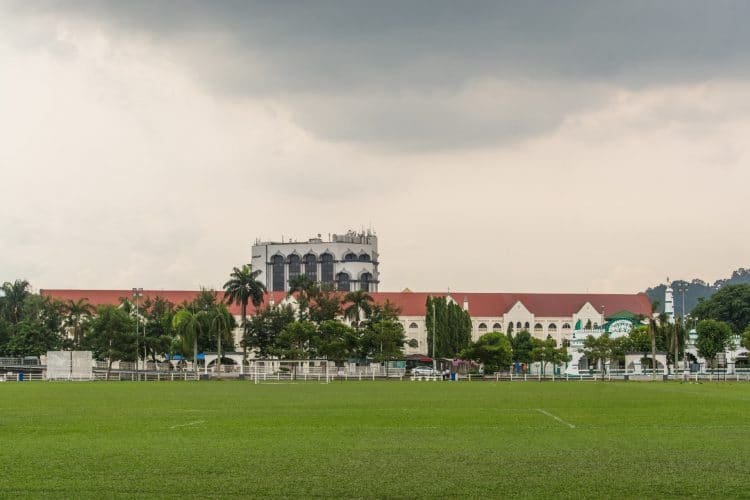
[645,267,750,316]
[0,269,408,369]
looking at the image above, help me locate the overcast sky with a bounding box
[2,1,749,294]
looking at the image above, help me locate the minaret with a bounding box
[664,279,675,324]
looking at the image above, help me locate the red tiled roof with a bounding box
[39,289,288,316]
[40,289,652,318]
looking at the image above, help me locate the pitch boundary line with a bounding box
[536,408,575,429]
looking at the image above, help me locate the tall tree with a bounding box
[342,289,374,330]
[308,284,342,324]
[273,320,317,360]
[223,264,266,364]
[172,308,203,373]
[461,331,512,373]
[695,319,733,370]
[1,279,31,324]
[582,334,613,373]
[142,296,176,363]
[425,296,472,358]
[691,284,750,335]
[245,304,295,358]
[63,298,95,348]
[315,319,359,364]
[531,335,569,375]
[209,302,236,371]
[287,274,316,320]
[510,330,534,364]
[84,305,136,380]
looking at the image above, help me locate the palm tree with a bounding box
[287,274,316,319]
[172,308,203,373]
[1,279,31,324]
[342,290,374,330]
[223,264,266,365]
[63,298,95,348]
[210,303,235,373]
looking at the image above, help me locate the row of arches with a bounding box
[271,252,374,292]
[475,322,574,332]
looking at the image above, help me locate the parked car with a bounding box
[413,366,439,376]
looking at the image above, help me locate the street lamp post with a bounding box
[132,288,143,379]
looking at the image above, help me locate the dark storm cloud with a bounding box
[15,1,750,149]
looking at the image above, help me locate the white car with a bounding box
[413,366,439,377]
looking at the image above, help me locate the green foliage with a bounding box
[691,284,750,334]
[361,318,406,363]
[84,305,136,374]
[342,289,374,327]
[315,320,359,362]
[141,296,176,361]
[245,304,295,358]
[172,308,202,370]
[308,284,342,323]
[1,293,66,357]
[530,335,569,374]
[273,320,317,359]
[742,329,750,351]
[646,269,750,316]
[695,319,733,367]
[629,325,652,353]
[509,330,534,363]
[425,296,472,358]
[582,334,613,372]
[461,331,512,373]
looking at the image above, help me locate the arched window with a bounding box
[524,322,530,330]
[516,322,522,329]
[548,323,557,331]
[288,254,300,283]
[271,255,285,292]
[534,323,543,332]
[336,272,350,292]
[493,323,502,331]
[344,252,357,262]
[409,322,418,329]
[593,323,599,329]
[321,253,334,284]
[360,272,372,292]
[304,253,317,281]
[478,323,488,332]
[562,323,571,330]
[359,253,371,262]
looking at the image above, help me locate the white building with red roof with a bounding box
[40,288,652,356]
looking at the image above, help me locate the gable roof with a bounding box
[40,289,652,318]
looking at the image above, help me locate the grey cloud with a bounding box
[11,1,750,150]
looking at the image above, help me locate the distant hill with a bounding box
[645,268,750,316]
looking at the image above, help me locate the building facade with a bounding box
[251,230,379,293]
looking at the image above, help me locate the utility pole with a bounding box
[132,288,143,380]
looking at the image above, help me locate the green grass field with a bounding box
[1,380,748,498]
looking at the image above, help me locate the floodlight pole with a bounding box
[432,300,436,372]
[132,288,143,380]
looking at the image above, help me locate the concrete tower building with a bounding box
[251,230,379,293]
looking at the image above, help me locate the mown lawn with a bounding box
[1,380,748,498]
